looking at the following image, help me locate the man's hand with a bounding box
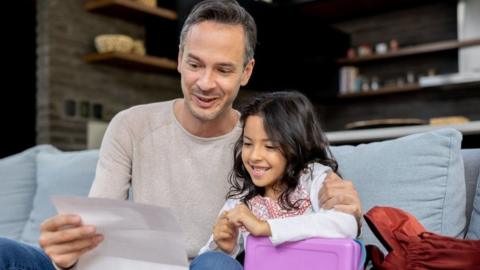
[39,214,104,269]
[226,204,271,236]
[212,211,238,254]
[319,172,362,224]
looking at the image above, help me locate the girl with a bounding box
[196,91,357,265]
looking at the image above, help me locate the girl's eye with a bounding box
[265,145,277,150]
[243,142,252,147]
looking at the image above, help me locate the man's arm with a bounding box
[319,172,362,236]
[89,110,135,199]
[40,111,136,269]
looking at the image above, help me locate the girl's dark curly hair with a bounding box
[227,91,339,210]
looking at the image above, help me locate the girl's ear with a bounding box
[241,59,255,86]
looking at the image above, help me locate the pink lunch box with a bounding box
[244,236,362,270]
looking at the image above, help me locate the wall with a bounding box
[36,1,479,146]
[36,0,182,150]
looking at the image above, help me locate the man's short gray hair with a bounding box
[179,0,257,66]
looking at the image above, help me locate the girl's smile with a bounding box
[251,165,270,178]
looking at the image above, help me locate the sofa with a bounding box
[0,128,479,253]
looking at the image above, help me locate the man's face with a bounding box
[177,21,254,122]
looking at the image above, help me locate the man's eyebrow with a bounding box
[217,63,236,69]
[186,54,201,62]
[187,53,237,69]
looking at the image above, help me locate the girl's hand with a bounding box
[226,204,271,236]
[212,211,238,254]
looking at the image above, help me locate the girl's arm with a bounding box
[267,208,358,245]
[197,199,244,258]
[267,163,358,245]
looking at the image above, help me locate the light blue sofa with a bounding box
[0,129,479,251]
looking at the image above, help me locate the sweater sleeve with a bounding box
[267,163,358,245]
[89,110,134,199]
[52,112,136,270]
[197,199,243,258]
[267,209,358,245]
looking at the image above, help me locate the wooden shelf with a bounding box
[84,0,177,23]
[84,52,177,73]
[338,84,422,98]
[293,0,444,23]
[337,78,480,98]
[337,39,480,65]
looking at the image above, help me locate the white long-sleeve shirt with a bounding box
[198,163,358,257]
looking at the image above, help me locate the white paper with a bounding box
[52,196,189,270]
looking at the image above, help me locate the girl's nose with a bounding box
[249,146,263,161]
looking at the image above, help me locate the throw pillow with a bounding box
[20,149,99,245]
[330,128,466,250]
[466,173,480,239]
[0,145,59,240]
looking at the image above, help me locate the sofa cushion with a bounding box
[466,173,480,239]
[0,145,59,240]
[331,128,466,250]
[20,150,99,245]
[461,149,480,235]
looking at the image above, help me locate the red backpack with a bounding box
[364,206,480,270]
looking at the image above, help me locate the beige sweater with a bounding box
[89,99,242,259]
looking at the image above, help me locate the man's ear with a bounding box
[240,59,255,86]
[177,48,183,73]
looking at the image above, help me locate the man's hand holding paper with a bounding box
[39,213,103,269]
[51,196,189,270]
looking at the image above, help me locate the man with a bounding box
[0,1,361,269]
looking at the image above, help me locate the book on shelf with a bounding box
[339,66,359,94]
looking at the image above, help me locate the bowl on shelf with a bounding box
[94,34,134,54]
[131,39,146,56]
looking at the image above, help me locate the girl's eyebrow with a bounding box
[243,135,272,142]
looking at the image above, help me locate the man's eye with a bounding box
[219,68,233,74]
[188,62,199,69]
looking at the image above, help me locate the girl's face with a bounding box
[241,115,287,199]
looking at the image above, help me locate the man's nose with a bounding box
[197,69,215,91]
